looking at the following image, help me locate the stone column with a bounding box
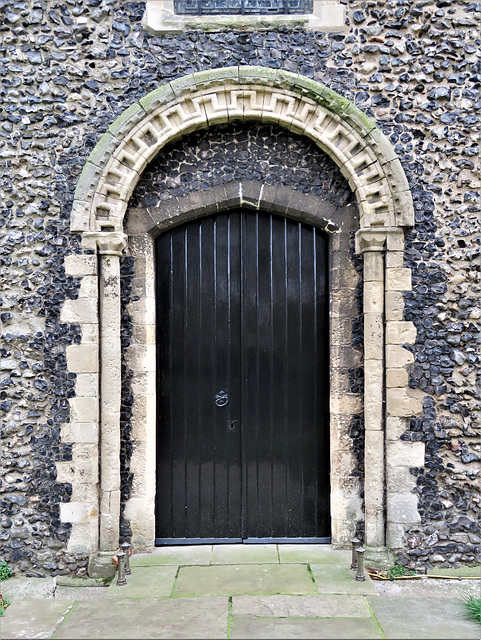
[84,232,127,565]
[355,229,387,554]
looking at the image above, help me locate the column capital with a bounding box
[355,227,404,255]
[355,228,386,254]
[83,231,128,256]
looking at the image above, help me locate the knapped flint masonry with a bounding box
[0,2,479,578]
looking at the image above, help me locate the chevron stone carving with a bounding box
[71,68,414,234]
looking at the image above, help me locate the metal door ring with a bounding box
[215,391,229,407]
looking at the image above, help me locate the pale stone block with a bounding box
[78,275,98,299]
[330,344,362,368]
[75,373,98,398]
[99,427,120,489]
[387,492,421,524]
[386,440,425,468]
[386,268,412,292]
[64,254,98,277]
[364,388,383,432]
[331,317,356,348]
[386,345,414,368]
[67,522,99,555]
[385,416,410,441]
[128,297,156,326]
[330,393,362,416]
[326,370,350,395]
[385,291,404,321]
[330,295,358,320]
[58,450,98,502]
[60,501,98,524]
[385,251,404,269]
[128,344,156,373]
[310,1,346,30]
[330,489,362,522]
[386,465,417,494]
[364,313,383,360]
[364,431,384,510]
[61,298,98,324]
[386,388,423,417]
[363,252,384,282]
[363,281,384,314]
[338,268,359,289]
[70,397,99,423]
[61,422,98,444]
[81,323,99,344]
[385,229,405,252]
[129,437,156,497]
[66,344,98,373]
[386,522,406,549]
[386,320,417,345]
[386,368,409,388]
[131,370,157,399]
[131,324,156,345]
[330,450,357,486]
[124,497,155,550]
[331,522,355,548]
[365,507,385,548]
[99,512,119,552]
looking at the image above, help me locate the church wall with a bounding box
[0,0,479,575]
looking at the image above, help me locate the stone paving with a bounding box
[0,546,479,639]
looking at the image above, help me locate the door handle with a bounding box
[215,390,229,407]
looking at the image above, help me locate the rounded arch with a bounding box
[63,67,422,570]
[71,66,413,235]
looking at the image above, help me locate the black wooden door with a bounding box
[155,210,330,544]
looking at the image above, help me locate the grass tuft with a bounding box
[464,596,481,625]
[0,561,13,582]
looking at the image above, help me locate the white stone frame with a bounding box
[142,0,346,34]
[61,67,424,570]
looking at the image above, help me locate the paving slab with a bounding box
[174,564,316,596]
[367,595,480,639]
[232,594,371,618]
[54,596,229,639]
[1,576,56,599]
[372,577,481,599]
[55,585,109,600]
[106,566,178,598]
[310,564,379,595]
[0,599,74,639]
[130,545,212,567]
[278,544,351,565]
[230,616,383,639]
[211,544,279,564]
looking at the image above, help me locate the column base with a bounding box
[363,546,394,570]
[88,551,118,579]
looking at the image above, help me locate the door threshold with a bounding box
[155,537,331,545]
[244,537,331,544]
[156,538,243,545]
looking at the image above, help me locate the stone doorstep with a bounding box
[173,563,317,597]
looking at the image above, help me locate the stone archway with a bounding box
[60,67,423,573]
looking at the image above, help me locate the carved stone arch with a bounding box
[62,68,420,575]
[72,67,413,235]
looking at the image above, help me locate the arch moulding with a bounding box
[60,66,422,575]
